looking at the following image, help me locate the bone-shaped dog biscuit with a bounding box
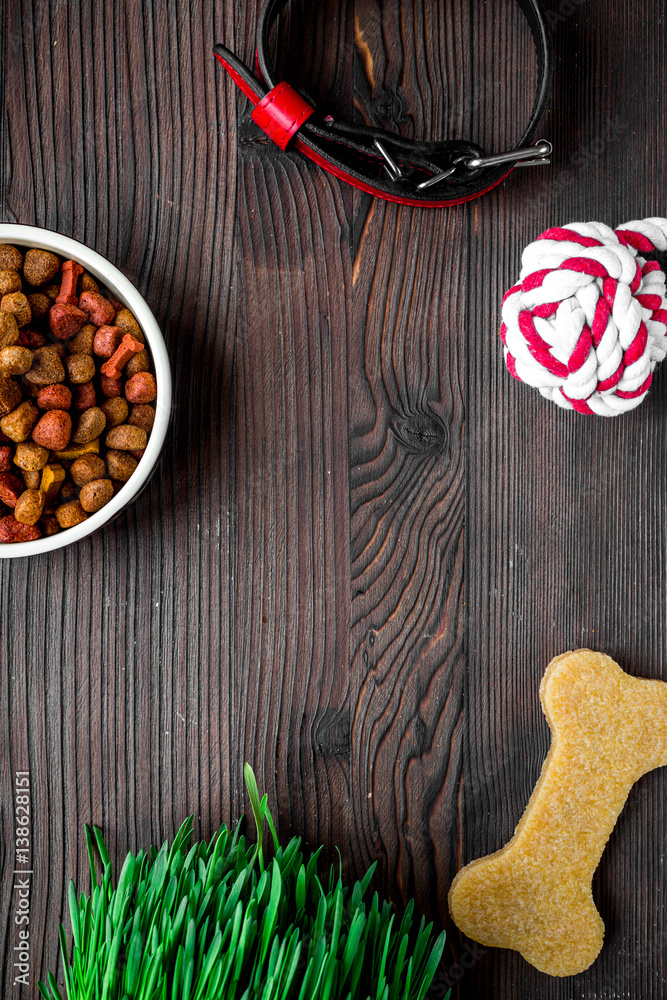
[448,649,667,977]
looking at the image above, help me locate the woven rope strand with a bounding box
[501,218,667,415]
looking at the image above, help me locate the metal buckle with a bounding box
[461,140,552,170]
[415,140,552,191]
[374,137,552,192]
[373,139,403,182]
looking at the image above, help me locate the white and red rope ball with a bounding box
[500,218,667,415]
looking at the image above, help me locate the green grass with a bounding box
[39,765,448,1000]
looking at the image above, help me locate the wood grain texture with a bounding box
[1,0,241,991]
[462,4,667,997]
[1,1,667,998]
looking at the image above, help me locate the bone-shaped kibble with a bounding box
[448,649,667,977]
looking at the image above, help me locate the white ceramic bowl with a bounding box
[0,224,171,557]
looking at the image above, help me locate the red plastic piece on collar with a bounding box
[251,82,315,150]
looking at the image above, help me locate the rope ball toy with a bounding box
[500,219,667,415]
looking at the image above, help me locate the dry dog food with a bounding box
[0,244,157,544]
[448,649,667,977]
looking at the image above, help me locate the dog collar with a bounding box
[214,0,553,208]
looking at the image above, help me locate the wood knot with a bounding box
[371,91,409,132]
[314,708,350,759]
[391,411,448,457]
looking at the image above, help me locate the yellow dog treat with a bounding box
[449,649,667,977]
[52,438,100,461]
[40,463,66,506]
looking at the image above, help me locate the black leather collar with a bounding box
[216,0,553,207]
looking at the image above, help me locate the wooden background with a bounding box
[1,0,667,996]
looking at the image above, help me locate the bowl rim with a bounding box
[0,223,172,558]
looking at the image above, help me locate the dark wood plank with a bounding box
[347,3,535,995]
[1,0,240,993]
[349,193,468,918]
[230,0,355,859]
[462,3,667,998]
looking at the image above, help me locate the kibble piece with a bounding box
[22,469,41,489]
[0,245,23,271]
[37,384,72,410]
[73,406,106,444]
[1,291,31,327]
[125,348,150,377]
[105,449,138,482]
[101,334,143,378]
[40,514,60,536]
[26,292,51,321]
[67,323,95,355]
[0,401,39,442]
[65,353,95,384]
[71,381,96,410]
[49,303,87,340]
[80,292,116,328]
[0,514,41,542]
[55,500,88,528]
[42,283,61,301]
[0,346,33,376]
[13,442,49,471]
[40,463,66,504]
[0,445,10,471]
[56,260,83,305]
[59,480,77,502]
[22,329,46,349]
[100,375,122,398]
[25,345,66,385]
[53,438,99,461]
[0,472,24,507]
[125,372,157,403]
[78,273,99,294]
[105,424,147,451]
[14,489,45,525]
[0,312,20,348]
[114,308,144,343]
[0,270,22,296]
[0,376,22,415]
[32,410,72,451]
[100,397,128,427]
[79,478,114,513]
[23,249,61,286]
[70,454,106,486]
[93,325,123,358]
